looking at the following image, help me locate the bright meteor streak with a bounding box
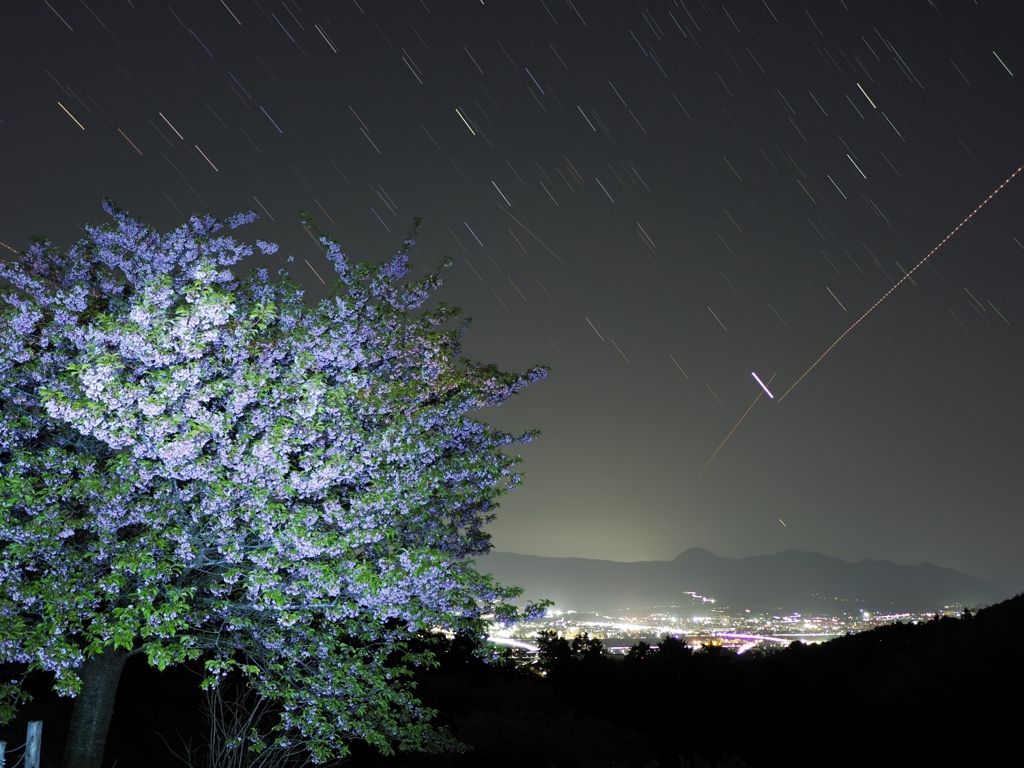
[751,371,774,399]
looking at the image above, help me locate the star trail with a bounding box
[3,0,1023,584]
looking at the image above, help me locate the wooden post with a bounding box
[25,721,42,768]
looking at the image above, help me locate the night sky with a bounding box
[4,1,1023,584]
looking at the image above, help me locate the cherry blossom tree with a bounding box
[0,201,547,768]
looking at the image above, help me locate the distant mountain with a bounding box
[478,548,1007,615]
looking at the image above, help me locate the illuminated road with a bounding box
[488,636,539,653]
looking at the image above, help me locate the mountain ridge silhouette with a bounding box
[480,548,1005,614]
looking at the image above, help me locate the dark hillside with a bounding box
[3,593,1022,767]
[367,592,1024,767]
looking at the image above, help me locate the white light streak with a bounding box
[46,1,74,30]
[827,174,847,199]
[220,0,241,24]
[57,101,85,130]
[525,67,545,94]
[826,286,847,311]
[194,144,219,171]
[577,105,596,130]
[491,181,511,206]
[856,82,877,109]
[993,50,1014,76]
[610,338,630,364]
[707,306,728,331]
[159,111,184,140]
[595,177,615,203]
[464,222,484,247]
[669,355,689,379]
[847,153,867,179]
[260,106,283,133]
[455,107,476,135]
[751,371,774,399]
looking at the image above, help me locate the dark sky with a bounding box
[3,1,1023,583]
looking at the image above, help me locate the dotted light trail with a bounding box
[778,161,1024,402]
[697,373,776,482]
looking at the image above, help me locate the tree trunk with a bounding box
[60,647,130,768]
